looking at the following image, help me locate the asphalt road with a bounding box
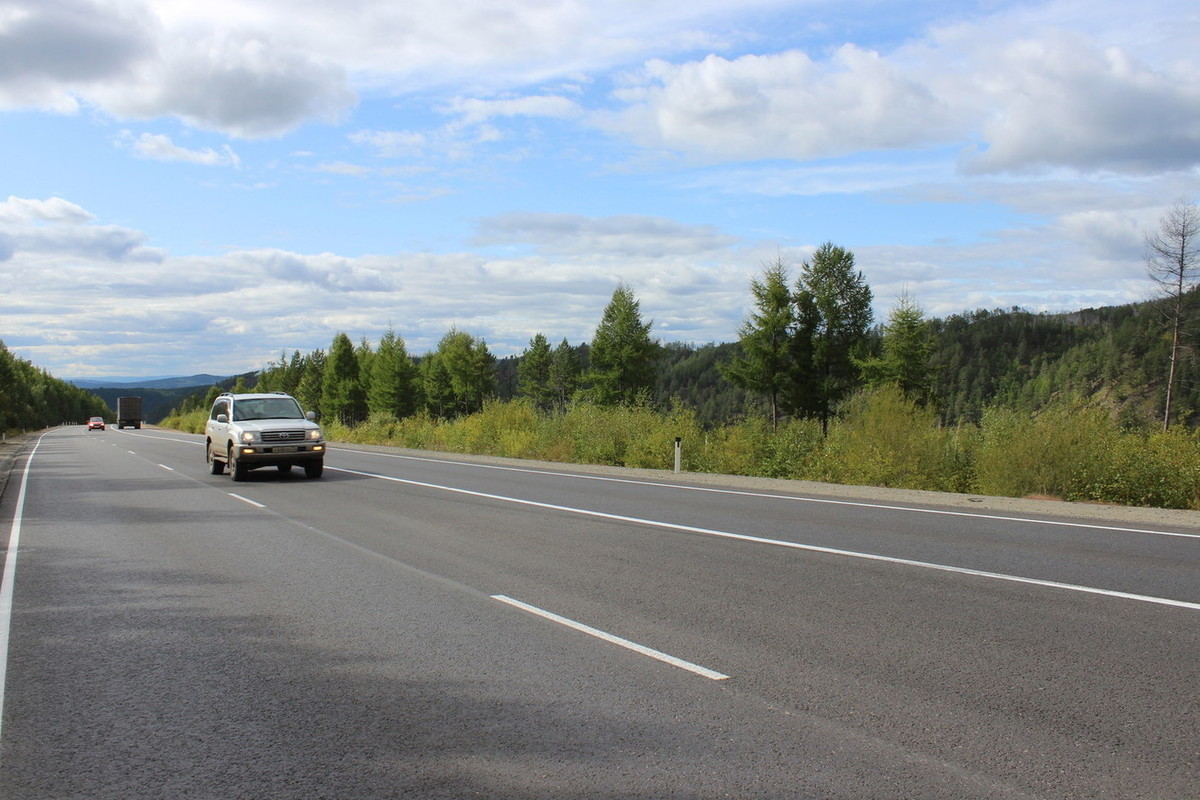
[0,427,1196,799]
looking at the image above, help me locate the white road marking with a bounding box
[335,449,1200,541]
[492,595,729,680]
[228,493,266,508]
[331,465,1200,612]
[158,464,174,471]
[0,432,50,741]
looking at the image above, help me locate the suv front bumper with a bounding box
[234,443,326,464]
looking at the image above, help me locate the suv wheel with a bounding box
[207,442,225,475]
[304,461,324,479]
[230,445,249,482]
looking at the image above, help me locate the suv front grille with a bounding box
[261,429,311,443]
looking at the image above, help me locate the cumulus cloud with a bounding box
[0,195,163,264]
[0,195,95,224]
[607,47,955,162]
[959,32,1200,174]
[97,32,356,137]
[0,0,156,111]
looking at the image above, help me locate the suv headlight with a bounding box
[240,431,257,443]
[309,428,322,440]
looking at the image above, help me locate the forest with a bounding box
[7,209,1200,508]
[151,229,1200,510]
[0,340,110,432]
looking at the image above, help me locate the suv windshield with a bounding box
[232,397,305,421]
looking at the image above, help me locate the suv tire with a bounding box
[207,442,225,475]
[304,462,324,479]
[230,446,249,482]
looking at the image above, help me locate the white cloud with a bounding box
[96,31,356,137]
[445,94,582,125]
[0,0,156,111]
[958,32,1200,174]
[0,195,95,224]
[607,46,955,162]
[129,132,241,166]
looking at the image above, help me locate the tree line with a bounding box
[170,284,663,426]
[165,203,1200,436]
[0,340,109,432]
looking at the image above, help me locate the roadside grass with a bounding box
[160,390,1200,511]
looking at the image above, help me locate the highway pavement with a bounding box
[0,426,1196,798]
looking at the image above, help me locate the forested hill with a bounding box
[926,299,1195,427]
[640,295,1195,429]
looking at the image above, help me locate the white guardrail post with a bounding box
[674,437,682,473]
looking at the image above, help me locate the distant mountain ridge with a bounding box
[69,374,231,390]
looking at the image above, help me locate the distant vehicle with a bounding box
[86,417,105,431]
[116,396,142,429]
[205,392,325,481]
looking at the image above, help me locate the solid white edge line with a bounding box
[332,466,1200,612]
[0,432,49,743]
[139,433,1200,540]
[228,493,267,509]
[334,448,1200,541]
[492,595,729,680]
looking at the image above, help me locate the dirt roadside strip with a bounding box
[1,429,1200,532]
[0,431,35,505]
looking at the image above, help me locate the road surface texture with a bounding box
[0,427,1196,799]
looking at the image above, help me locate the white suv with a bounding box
[205,392,325,481]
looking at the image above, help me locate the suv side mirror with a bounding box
[306,411,317,421]
[216,413,229,424]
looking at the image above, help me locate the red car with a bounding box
[87,416,105,430]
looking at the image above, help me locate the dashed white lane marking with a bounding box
[492,595,729,680]
[334,466,1200,612]
[228,493,266,508]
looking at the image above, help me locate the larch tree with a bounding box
[368,328,420,419]
[793,242,874,434]
[721,258,796,429]
[321,332,367,425]
[548,338,582,411]
[857,292,933,403]
[586,284,659,406]
[1145,199,1200,430]
[518,333,555,411]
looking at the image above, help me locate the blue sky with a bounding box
[2,0,1198,379]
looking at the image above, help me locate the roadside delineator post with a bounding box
[674,437,682,473]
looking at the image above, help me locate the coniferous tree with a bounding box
[548,338,582,411]
[586,284,659,405]
[858,292,933,403]
[295,350,326,415]
[321,333,367,425]
[424,328,496,417]
[368,328,419,418]
[793,243,873,434]
[518,333,555,411]
[1145,199,1200,429]
[721,258,795,429]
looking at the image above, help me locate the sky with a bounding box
[2,0,1199,380]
